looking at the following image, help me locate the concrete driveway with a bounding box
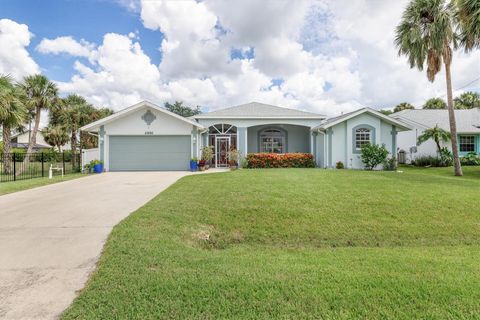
[0,171,194,320]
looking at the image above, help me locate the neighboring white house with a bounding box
[392,109,480,162]
[80,101,412,171]
[10,130,50,150]
[8,130,72,151]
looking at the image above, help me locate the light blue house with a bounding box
[81,101,411,171]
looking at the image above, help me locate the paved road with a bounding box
[0,172,193,320]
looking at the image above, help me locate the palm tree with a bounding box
[19,74,58,154]
[79,107,113,149]
[393,102,415,113]
[0,75,27,173]
[42,125,69,152]
[395,0,463,176]
[423,97,447,109]
[417,125,451,153]
[454,91,480,109]
[456,0,480,50]
[51,94,93,169]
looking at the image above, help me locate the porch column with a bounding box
[238,127,248,166]
[327,128,333,168]
[99,125,105,163]
[391,125,397,156]
[311,131,317,165]
[202,133,208,149]
[191,128,198,158]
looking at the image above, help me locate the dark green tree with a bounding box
[454,91,480,109]
[164,101,201,117]
[423,97,447,109]
[393,102,415,113]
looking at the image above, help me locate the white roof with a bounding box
[194,102,325,119]
[81,100,204,132]
[313,107,412,131]
[392,109,480,133]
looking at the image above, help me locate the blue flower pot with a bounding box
[190,160,198,172]
[93,163,103,173]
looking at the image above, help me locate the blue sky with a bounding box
[1,0,163,81]
[0,0,479,114]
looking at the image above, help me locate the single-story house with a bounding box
[9,130,51,150]
[3,129,72,151]
[392,109,480,162]
[80,101,411,171]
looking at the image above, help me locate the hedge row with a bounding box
[246,153,315,168]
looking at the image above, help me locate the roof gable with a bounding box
[314,107,412,131]
[194,102,325,119]
[81,101,204,132]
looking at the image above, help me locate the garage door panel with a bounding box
[109,136,190,171]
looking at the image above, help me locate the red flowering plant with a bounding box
[245,153,315,168]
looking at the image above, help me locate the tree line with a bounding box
[380,91,480,114]
[0,74,113,172]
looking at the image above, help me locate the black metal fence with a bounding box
[0,152,81,183]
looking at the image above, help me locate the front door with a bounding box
[215,136,230,167]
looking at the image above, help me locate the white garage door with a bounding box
[109,135,191,171]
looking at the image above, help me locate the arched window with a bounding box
[208,124,237,134]
[355,128,371,150]
[260,128,286,153]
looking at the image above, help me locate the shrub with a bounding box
[412,156,445,167]
[439,147,453,166]
[360,143,389,170]
[383,157,397,171]
[201,146,214,162]
[227,149,240,166]
[246,153,315,168]
[335,161,344,169]
[460,152,480,166]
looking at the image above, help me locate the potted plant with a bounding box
[198,159,206,171]
[227,149,239,170]
[83,163,91,173]
[201,146,214,169]
[90,159,103,173]
[190,157,198,172]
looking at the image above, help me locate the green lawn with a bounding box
[63,167,480,319]
[0,173,87,196]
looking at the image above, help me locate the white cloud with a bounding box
[57,33,170,109]
[323,0,480,108]
[0,19,39,80]
[19,0,477,116]
[36,36,94,58]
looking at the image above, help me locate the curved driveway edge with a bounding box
[0,171,203,320]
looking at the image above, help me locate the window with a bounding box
[459,135,475,152]
[260,128,285,153]
[355,128,371,150]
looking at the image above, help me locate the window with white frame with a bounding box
[459,135,475,152]
[260,128,285,153]
[355,128,371,150]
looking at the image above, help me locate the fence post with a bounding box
[13,153,16,182]
[62,152,66,174]
[42,152,45,177]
